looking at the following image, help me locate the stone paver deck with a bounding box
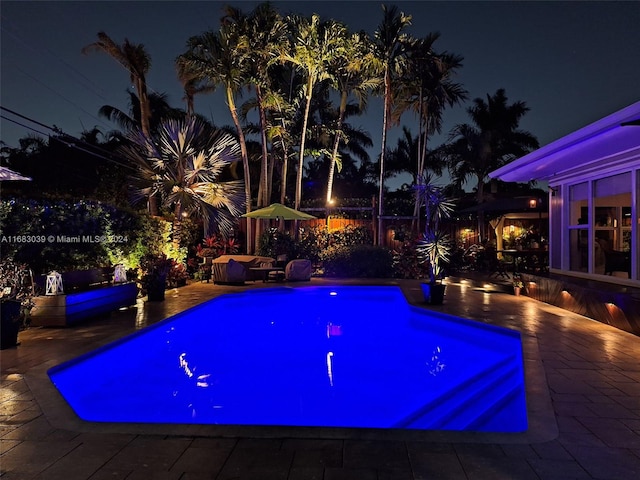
[1,277,639,479]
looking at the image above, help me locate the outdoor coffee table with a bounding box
[249,266,284,282]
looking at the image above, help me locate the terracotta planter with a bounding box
[513,286,522,296]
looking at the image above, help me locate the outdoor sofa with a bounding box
[211,255,275,284]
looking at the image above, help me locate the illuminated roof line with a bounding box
[490,101,640,183]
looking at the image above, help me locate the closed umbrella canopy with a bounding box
[0,166,32,181]
[241,203,316,220]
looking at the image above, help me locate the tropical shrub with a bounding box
[196,233,240,258]
[166,260,189,288]
[392,239,430,279]
[0,197,178,274]
[322,245,394,278]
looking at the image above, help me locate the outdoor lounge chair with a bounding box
[211,255,276,284]
[285,259,312,281]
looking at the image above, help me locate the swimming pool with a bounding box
[48,286,527,432]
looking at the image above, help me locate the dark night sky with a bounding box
[1,1,639,189]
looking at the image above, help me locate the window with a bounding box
[568,182,588,272]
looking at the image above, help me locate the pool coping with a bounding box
[24,284,559,444]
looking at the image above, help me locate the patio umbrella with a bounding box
[241,203,316,221]
[0,166,32,181]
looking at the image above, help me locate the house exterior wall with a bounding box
[490,101,640,288]
[549,166,638,286]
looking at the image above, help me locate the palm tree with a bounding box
[372,4,412,245]
[303,84,373,200]
[175,60,216,117]
[325,30,380,205]
[120,116,245,251]
[98,91,184,137]
[447,88,539,240]
[278,14,346,211]
[178,28,253,250]
[395,37,467,231]
[82,32,160,214]
[266,64,306,206]
[82,32,152,138]
[385,126,446,183]
[226,3,287,209]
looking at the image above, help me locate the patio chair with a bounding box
[603,248,631,278]
[198,257,213,283]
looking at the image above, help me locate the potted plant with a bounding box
[139,254,173,301]
[167,260,189,288]
[0,259,35,349]
[415,176,455,305]
[512,274,524,296]
[418,230,452,304]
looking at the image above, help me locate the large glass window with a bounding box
[593,173,631,278]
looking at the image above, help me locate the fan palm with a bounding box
[120,117,245,251]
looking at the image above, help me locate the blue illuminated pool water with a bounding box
[49,286,527,432]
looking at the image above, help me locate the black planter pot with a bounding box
[146,275,167,301]
[1,300,22,349]
[421,282,446,305]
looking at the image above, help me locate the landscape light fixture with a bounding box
[114,264,127,283]
[45,271,64,295]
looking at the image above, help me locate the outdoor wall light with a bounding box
[529,199,537,208]
[45,271,64,295]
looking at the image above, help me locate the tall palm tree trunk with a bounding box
[279,131,289,205]
[295,77,314,211]
[226,87,253,253]
[476,174,486,242]
[256,85,270,208]
[377,70,391,246]
[172,203,183,252]
[412,90,426,233]
[326,90,348,204]
[136,78,159,216]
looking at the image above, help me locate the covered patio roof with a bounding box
[458,196,546,215]
[490,101,640,184]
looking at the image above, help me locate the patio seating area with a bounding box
[2,276,640,479]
